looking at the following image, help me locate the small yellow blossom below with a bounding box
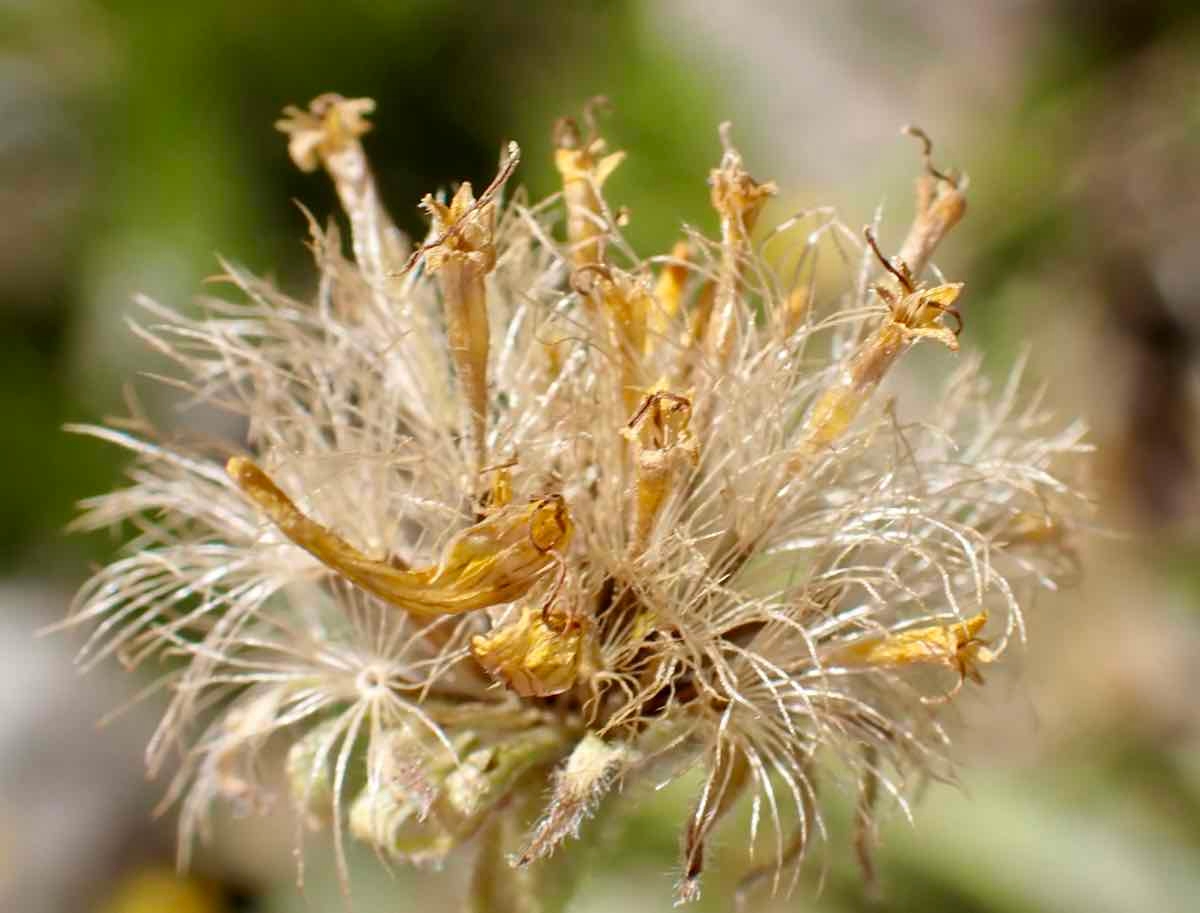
[227,457,571,618]
[825,612,995,696]
[98,868,224,913]
[471,603,585,697]
[276,94,375,173]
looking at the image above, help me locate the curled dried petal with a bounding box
[227,457,571,617]
[471,603,586,697]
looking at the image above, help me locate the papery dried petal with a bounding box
[227,457,571,617]
[471,603,586,697]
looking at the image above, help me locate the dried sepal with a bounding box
[348,727,473,866]
[367,725,448,819]
[350,780,458,867]
[678,744,752,904]
[440,728,566,828]
[351,726,565,867]
[517,733,634,865]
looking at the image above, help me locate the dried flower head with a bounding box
[65,94,1090,909]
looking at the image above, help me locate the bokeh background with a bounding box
[4,1,1200,911]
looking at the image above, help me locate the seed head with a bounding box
[65,95,1090,906]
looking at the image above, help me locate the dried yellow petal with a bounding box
[790,232,965,473]
[827,612,994,684]
[897,179,966,278]
[227,457,570,618]
[277,95,408,295]
[471,604,585,697]
[895,281,964,351]
[895,125,967,283]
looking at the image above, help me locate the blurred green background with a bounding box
[4,1,1200,911]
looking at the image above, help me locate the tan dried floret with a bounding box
[623,391,699,555]
[554,98,626,268]
[277,94,376,173]
[704,123,778,363]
